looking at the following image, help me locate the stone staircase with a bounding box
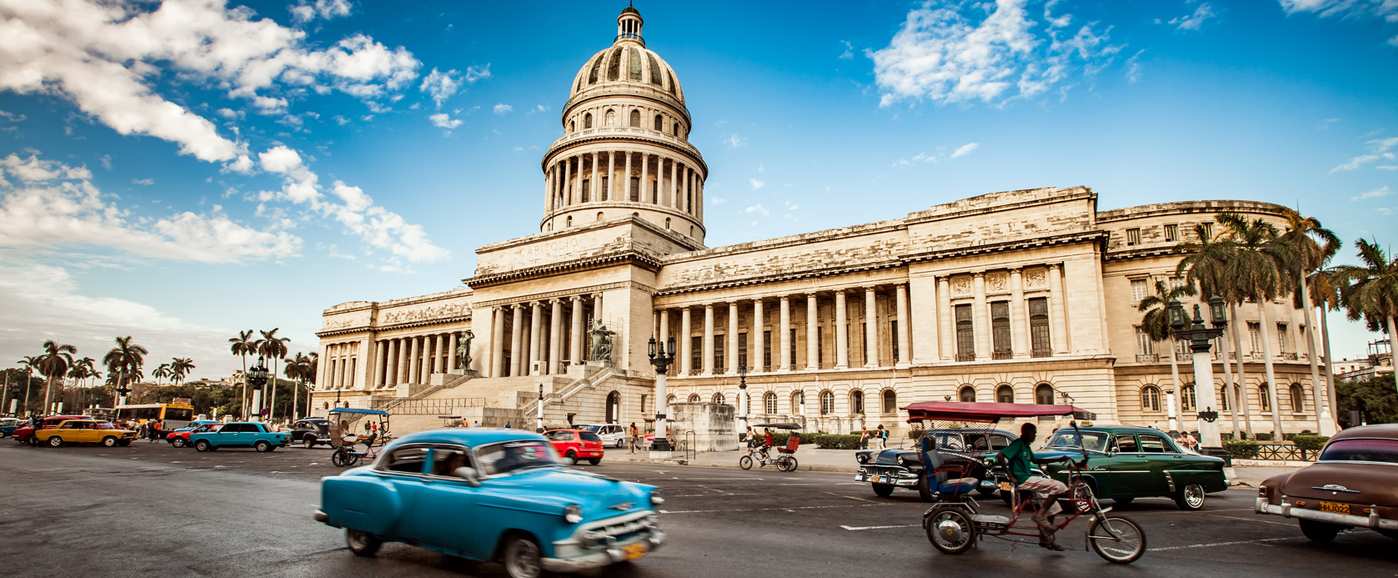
[373,372,474,413]
[523,365,615,419]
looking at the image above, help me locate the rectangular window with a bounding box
[991,301,1011,359]
[1136,326,1156,356]
[630,177,640,201]
[817,327,825,367]
[1130,279,1148,302]
[1163,224,1178,242]
[1029,297,1051,356]
[1126,227,1142,246]
[738,332,748,370]
[890,320,899,362]
[1248,322,1263,356]
[1200,222,1213,240]
[714,334,725,374]
[1277,323,1290,354]
[581,179,591,202]
[763,330,772,369]
[790,328,798,369]
[955,304,974,361]
[1168,276,1185,290]
[690,336,702,373]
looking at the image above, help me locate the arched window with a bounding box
[566,216,572,227]
[1258,383,1271,412]
[605,110,616,127]
[664,217,671,229]
[712,392,725,405]
[819,390,834,415]
[654,114,662,131]
[570,120,575,132]
[882,389,897,414]
[996,385,1015,404]
[851,390,864,414]
[1181,383,1196,412]
[958,386,976,403]
[1142,385,1161,412]
[1035,383,1054,405]
[764,392,777,414]
[597,211,605,221]
[688,393,700,403]
[666,394,676,405]
[1289,383,1305,412]
[584,113,593,129]
[791,391,805,413]
[689,225,694,237]
[629,109,641,127]
[673,122,680,136]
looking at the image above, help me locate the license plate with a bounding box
[623,542,647,560]
[1000,482,1013,492]
[1319,501,1350,515]
[870,475,881,483]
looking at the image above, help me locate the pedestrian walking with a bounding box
[1182,431,1198,452]
[876,424,888,450]
[628,422,639,453]
[859,427,870,450]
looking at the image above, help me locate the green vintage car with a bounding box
[1033,426,1229,510]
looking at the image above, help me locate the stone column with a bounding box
[491,307,506,378]
[658,307,670,349]
[1010,268,1029,358]
[374,340,387,387]
[973,273,989,361]
[624,150,633,201]
[590,152,599,201]
[1048,264,1068,354]
[563,157,573,205]
[779,296,792,371]
[640,154,650,202]
[448,332,459,371]
[835,289,849,369]
[398,337,411,384]
[680,307,693,374]
[865,286,879,368]
[806,293,819,371]
[606,151,615,201]
[511,305,525,377]
[702,304,715,376]
[752,299,765,372]
[896,284,911,366]
[728,301,740,375]
[550,299,564,374]
[433,334,445,375]
[530,302,544,375]
[938,276,953,361]
[386,339,399,387]
[683,166,691,213]
[407,336,420,384]
[670,160,678,207]
[571,296,585,365]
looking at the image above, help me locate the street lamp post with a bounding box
[1169,296,1229,456]
[647,336,676,452]
[737,364,748,432]
[537,383,545,433]
[248,357,269,422]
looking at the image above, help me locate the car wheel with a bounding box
[872,483,895,497]
[917,475,934,503]
[563,451,577,466]
[345,529,382,556]
[588,458,601,465]
[194,440,211,452]
[615,439,625,449]
[48,436,64,447]
[117,440,131,447]
[172,438,186,448]
[102,436,117,447]
[1299,519,1344,543]
[501,535,543,578]
[254,440,271,453]
[1174,483,1205,511]
[304,436,316,449]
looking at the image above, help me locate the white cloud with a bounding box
[951,142,980,157]
[712,197,727,205]
[1350,185,1393,201]
[1331,136,1398,172]
[290,0,352,23]
[1389,33,1398,46]
[744,203,770,216]
[839,40,854,59]
[1277,0,1398,21]
[419,65,489,109]
[429,113,462,130]
[726,134,747,148]
[132,177,154,185]
[869,0,1123,107]
[749,178,766,190]
[1125,49,1144,83]
[493,103,513,115]
[1170,3,1217,31]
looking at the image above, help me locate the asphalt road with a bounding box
[2,440,1394,578]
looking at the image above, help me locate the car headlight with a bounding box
[564,504,583,524]
[650,490,664,506]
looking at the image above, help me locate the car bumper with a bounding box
[543,531,664,573]
[854,469,921,487]
[1256,498,1398,530]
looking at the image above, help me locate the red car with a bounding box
[545,429,605,465]
[166,422,222,448]
[12,415,94,446]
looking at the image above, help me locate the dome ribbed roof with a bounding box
[569,44,684,104]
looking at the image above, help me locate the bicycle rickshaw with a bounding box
[739,423,802,472]
[327,408,391,467]
[907,401,1148,564]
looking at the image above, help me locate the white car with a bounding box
[581,424,628,448]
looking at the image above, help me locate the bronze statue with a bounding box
[456,330,474,369]
[588,320,614,363]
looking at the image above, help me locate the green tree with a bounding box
[1177,221,1255,438]
[1277,208,1342,433]
[38,340,78,412]
[152,363,172,385]
[1335,376,1398,425]
[1138,276,1197,432]
[1331,239,1398,396]
[229,330,255,418]
[170,357,195,385]
[18,355,41,415]
[103,336,148,405]
[257,329,290,422]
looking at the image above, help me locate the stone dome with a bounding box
[567,8,684,107]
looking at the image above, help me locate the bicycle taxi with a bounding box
[906,401,1147,564]
[739,422,802,472]
[327,408,392,467]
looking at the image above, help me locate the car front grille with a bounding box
[578,511,658,549]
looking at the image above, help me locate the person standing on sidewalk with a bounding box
[628,422,639,453]
[859,427,870,450]
[876,424,888,450]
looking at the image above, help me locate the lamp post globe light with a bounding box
[647,335,676,452]
[247,357,269,422]
[1167,297,1229,457]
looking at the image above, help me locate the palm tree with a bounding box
[170,357,195,385]
[1138,276,1198,433]
[1177,222,1253,438]
[258,329,290,422]
[1308,267,1344,420]
[229,330,256,418]
[152,363,172,385]
[285,352,313,421]
[1331,239,1398,396]
[38,340,78,412]
[103,336,148,406]
[1278,208,1342,434]
[18,355,40,415]
[67,357,97,411]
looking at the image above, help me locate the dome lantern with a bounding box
[617,4,644,47]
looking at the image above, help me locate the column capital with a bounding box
[728,300,740,306]
[805,292,818,298]
[779,295,790,303]
[704,303,714,310]
[570,294,583,303]
[973,271,986,279]
[1008,266,1023,273]
[1047,263,1061,271]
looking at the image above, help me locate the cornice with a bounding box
[465,251,663,289]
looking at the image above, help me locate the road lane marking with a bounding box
[660,503,897,514]
[1206,514,1295,527]
[841,524,920,531]
[1149,537,1298,552]
[827,492,876,502]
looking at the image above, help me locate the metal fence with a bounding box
[373,397,487,415]
[1253,443,1318,462]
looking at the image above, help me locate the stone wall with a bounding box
[667,402,737,452]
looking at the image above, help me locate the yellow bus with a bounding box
[115,399,195,430]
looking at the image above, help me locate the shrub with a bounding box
[1291,435,1329,452]
[1223,439,1260,459]
[1253,432,1274,442]
[814,434,864,450]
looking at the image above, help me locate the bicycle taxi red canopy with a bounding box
[902,401,1084,424]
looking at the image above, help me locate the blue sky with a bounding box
[1,0,1395,379]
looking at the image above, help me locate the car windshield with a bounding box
[475,440,559,475]
[1319,439,1398,464]
[1044,431,1109,452]
[579,432,602,442]
[580,425,602,432]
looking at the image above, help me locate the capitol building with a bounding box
[311,7,1322,437]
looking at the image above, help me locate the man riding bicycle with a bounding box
[998,422,1073,551]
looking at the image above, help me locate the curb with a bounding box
[597,455,853,474]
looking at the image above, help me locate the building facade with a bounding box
[312,7,1328,437]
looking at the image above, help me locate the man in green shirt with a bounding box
[998,422,1071,550]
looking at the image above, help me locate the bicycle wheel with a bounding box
[926,508,976,555]
[331,449,348,467]
[781,456,798,472]
[739,455,753,470]
[1088,514,1146,564]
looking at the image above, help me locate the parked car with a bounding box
[0,417,25,438]
[190,421,291,452]
[1256,423,1398,542]
[580,424,627,448]
[314,428,665,578]
[1034,425,1228,510]
[36,420,137,447]
[545,429,605,465]
[166,421,222,448]
[12,415,94,446]
[855,428,1017,501]
[290,417,331,448]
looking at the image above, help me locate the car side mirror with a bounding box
[1108,447,1119,456]
[453,467,481,487]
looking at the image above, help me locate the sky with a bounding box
[1,0,1396,381]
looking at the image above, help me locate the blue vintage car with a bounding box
[189,421,291,452]
[315,428,664,578]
